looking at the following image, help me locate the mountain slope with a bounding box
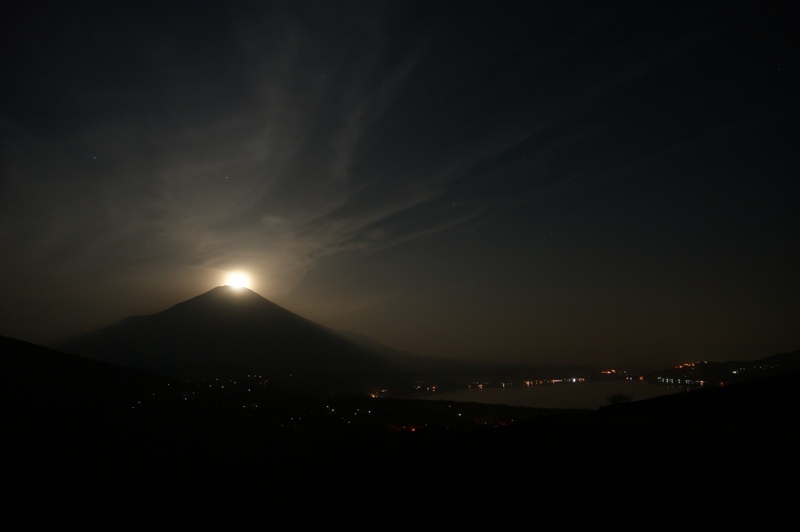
[3,333,168,401]
[54,286,417,393]
[3,333,170,444]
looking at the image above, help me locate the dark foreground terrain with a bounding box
[4,335,799,529]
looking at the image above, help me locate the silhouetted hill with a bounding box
[5,334,798,527]
[2,334,173,452]
[644,349,800,386]
[54,285,421,394]
[3,333,168,405]
[480,368,798,525]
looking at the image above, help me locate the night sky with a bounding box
[2,0,798,371]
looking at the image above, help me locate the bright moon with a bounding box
[225,273,250,289]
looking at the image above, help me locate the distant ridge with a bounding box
[644,349,800,385]
[2,334,169,435]
[3,333,167,397]
[53,285,419,394]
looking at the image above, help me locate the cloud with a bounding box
[4,1,749,297]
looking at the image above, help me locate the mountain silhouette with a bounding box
[54,285,419,394]
[3,333,168,404]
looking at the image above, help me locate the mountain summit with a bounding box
[55,286,416,394]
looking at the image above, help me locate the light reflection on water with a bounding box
[402,380,694,410]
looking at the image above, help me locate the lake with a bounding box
[398,379,693,410]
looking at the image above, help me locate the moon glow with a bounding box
[225,272,250,289]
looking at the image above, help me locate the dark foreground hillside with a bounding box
[4,335,798,528]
